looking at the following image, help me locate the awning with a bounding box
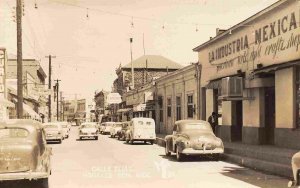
[251,61,300,76]
[206,79,222,89]
[23,103,41,120]
[117,108,132,113]
[0,97,15,108]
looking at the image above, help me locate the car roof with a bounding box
[1,119,43,132]
[131,118,154,121]
[175,120,209,126]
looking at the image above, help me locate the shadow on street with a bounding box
[159,154,221,162]
[220,166,288,188]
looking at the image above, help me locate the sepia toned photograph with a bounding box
[0,0,300,187]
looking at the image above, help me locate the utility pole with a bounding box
[54,79,61,121]
[45,55,56,122]
[16,0,23,119]
[60,91,63,121]
[130,38,134,89]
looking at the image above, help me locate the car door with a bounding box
[170,124,178,152]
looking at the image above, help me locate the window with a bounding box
[167,98,172,117]
[296,67,300,128]
[176,96,181,120]
[159,96,163,122]
[187,94,194,118]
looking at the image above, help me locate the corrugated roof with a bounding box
[122,55,183,69]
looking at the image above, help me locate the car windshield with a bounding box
[82,124,96,128]
[44,124,58,129]
[179,123,211,132]
[0,128,29,139]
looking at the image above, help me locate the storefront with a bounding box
[194,0,300,149]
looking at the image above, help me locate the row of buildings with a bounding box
[0,48,90,123]
[96,0,300,151]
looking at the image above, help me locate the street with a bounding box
[0,127,290,188]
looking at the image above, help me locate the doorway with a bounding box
[231,100,243,142]
[265,87,275,145]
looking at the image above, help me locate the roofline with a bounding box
[193,0,287,52]
[155,63,199,83]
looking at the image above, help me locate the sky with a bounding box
[0,0,278,100]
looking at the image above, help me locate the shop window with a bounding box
[159,96,163,122]
[187,94,194,118]
[167,98,172,117]
[176,96,181,120]
[296,67,300,128]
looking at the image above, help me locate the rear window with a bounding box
[146,122,152,125]
[0,128,29,139]
[44,124,58,129]
[138,121,144,125]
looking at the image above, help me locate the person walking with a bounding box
[208,112,218,134]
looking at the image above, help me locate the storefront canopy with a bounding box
[23,103,41,120]
[0,97,15,108]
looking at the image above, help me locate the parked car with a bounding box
[110,122,122,138]
[78,122,98,140]
[288,152,300,187]
[100,122,115,135]
[165,120,224,161]
[60,122,70,138]
[125,117,156,144]
[0,119,52,185]
[117,121,130,141]
[43,122,64,143]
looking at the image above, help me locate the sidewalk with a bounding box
[155,134,297,178]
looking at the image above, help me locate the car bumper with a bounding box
[46,136,61,141]
[0,171,49,181]
[181,148,224,155]
[79,134,97,137]
[132,138,155,141]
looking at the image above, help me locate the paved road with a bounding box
[0,127,290,188]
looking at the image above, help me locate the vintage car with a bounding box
[117,121,130,141]
[43,122,64,143]
[110,122,122,138]
[165,120,224,161]
[100,122,115,135]
[60,122,70,138]
[125,118,156,144]
[78,122,98,140]
[0,119,52,185]
[288,152,300,187]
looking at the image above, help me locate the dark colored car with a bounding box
[117,121,129,141]
[0,119,52,186]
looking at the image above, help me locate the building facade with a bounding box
[114,55,183,95]
[193,0,300,149]
[6,58,47,121]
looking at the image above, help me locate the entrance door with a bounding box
[231,100,243,142]
[265,87,275,145]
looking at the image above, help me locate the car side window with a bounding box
[173,124,177,134]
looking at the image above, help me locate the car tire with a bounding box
[36,178,48,188]
[58,139,62,144]
[150,141,154,145]
[126,138,129,143]
[95,136,98,140]
[144,140,147,144]
[79,137,82,140]
[214,154,220,161]
[117,136,120,140]
[176,147,184,161]
[165,145,171,156]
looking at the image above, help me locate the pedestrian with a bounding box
[208,112,218,134]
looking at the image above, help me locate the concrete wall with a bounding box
[156,65,198,135]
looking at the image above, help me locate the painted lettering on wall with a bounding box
[209,9,300,72]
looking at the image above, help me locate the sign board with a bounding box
[107,93,122,104]
[0,49,7,121]
[197,1,300,84]
[133,103,146,112]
